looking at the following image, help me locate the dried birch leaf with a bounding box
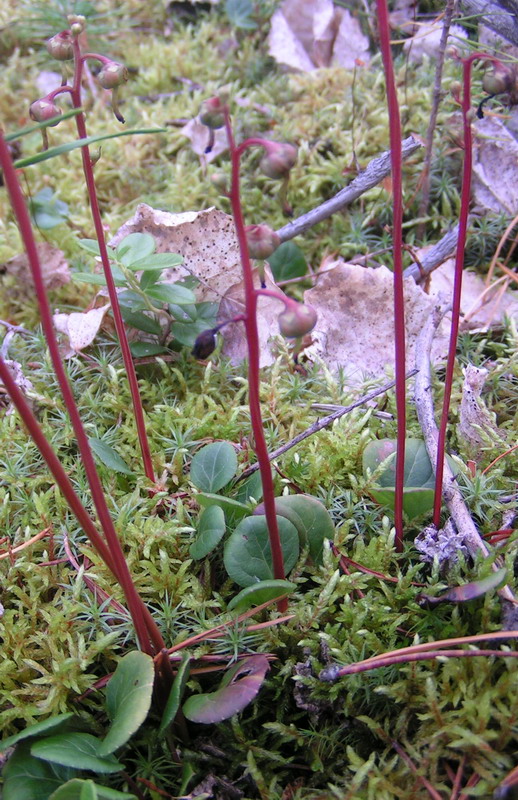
[53,304,110,357]
[217,268,289,367]
[457,364,507,459]
[4,243,70,291]
[109,204,242,303]
[180,116,228,164]
[472,116,518,215]
[268,0,369,72]
[303,263,448,383]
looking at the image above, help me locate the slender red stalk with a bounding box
[223,110,287,603]
[376,0,406,551]
[432,57,475,527]
[335,649,518,676]
[0,132,164,655]
[69,37,155,483]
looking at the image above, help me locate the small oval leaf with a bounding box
[116,233,155,266]
[227,579,297,612]
[254,494,334,563]
[98,651,154,756]
[190,442,238,493]
[190,505,226,559]
[224,515,299,587]
[0,714,74,752]
[145,283,196,306]
[88,438,134,475]
[50,779,137,800]
[183,655,270,723]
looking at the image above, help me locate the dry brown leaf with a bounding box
[268,0,369,72]
[180,116,228,164]
[3,243,70,291]
[109,204,244,302]
[472,116,518,215]
[428,256,518,330]
[457,364,507,459]
[303,263,448,382]
[217,268,289,367]
[53,304,110,358]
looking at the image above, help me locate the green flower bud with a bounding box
[278,303,317,338]
[260,142,297,179]
[98,61,129,89]
[245,224,281,259]
[46,31,74,61]
[29,98,62,125]
[482,64,514,95]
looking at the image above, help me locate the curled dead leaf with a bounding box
[53,304,110,358]
[3,243,70,291]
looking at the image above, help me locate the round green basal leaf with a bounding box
[190,442,238,493]
[31,734,122,774]
[267,241,307,282]
[362,438,440,520]
[49,779,137,799]
[227,579,297,612]
[98,651,154,756]
[183,655,269,724]
[0,714,74,752]
[223,515,299,587]
[234,470,264,505]
[254,494,334,564]
[189,505,226,559]
[2,741,76,800]
[158,653,191,736]
[196,493,250,524]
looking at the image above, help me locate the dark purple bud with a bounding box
[192,329,217,359]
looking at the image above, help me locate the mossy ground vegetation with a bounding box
[0,1,517,798]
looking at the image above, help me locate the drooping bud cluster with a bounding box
[29,98,62,125]
[245,224,280,260]
[277,303,317,338]
[98,61,129,90]
[260,142,297,179]
[46,30,74,61]
[199,96,226,130]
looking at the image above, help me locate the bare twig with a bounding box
[413,304,516,604]
[237,370,418,481]
[403,223,460,282]
[275,136,423,243]
[418,0,458,232]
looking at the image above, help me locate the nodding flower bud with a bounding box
[260,142,297,179]
[245,224,281,259]
[29,98,62,125]
[482,63,514,95]
[46,30,74,61]
[278,303,317,338]
[192,329,217,359]
[97,61,129,89]
[68,14,85,35]
[199,96,226,129]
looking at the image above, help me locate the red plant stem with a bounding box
[376,0,406,552]
[336,649,518,676]
[70,36,156,484]
[432,57,475,527]
[223,110,287,601]
[0,132,163,655]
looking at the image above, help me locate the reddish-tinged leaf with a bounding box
[417,568,507,607]
[182,655,270,724]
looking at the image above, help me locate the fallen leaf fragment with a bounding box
[457,364,507,459]
[268,0,369,72]
[3,243,70,290]
[472,116,518,215]
[53,304,110,357]
[180,116,228,164]
[417,567,507,606]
